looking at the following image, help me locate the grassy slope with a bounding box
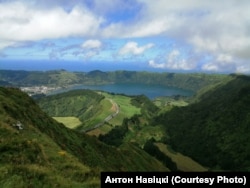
[52,116,82,129]
[102,92,141,123]
[0,90,99,187]
[0,87,169,187]
[88,92,141,136]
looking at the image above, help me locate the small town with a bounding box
[20,86,60,96]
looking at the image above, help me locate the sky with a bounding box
[0,0,250,73]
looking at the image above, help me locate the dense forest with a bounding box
[152,75,250,171]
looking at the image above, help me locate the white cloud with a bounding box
[236,64,250,74]
[105,0,250,73]
[119,41,154,55]
[78,39,102,60]
[216,54,233,63]
[81,51,99,60]
[148,60,165,68]
[149,49,197,70]
[81,39,102,49]
[201,61,237,73]
[201,57,236,73]
[0,1,103,49]
[189,36,219,53]
[201,63,219,72]
[166,50,196,70]
[0,40,15,50]
[1,0,250,73]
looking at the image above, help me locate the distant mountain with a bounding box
[153,75,250,171]
[0,69,230,92]
[0,87,168,187]
[87,70,108,78]
[0,70,84,86]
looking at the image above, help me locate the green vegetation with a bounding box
[152,75,250,171]
[2,69,250,184]
[102,92,141,122]
[53,116,82,129]
[124,122,165,147]
[101,93,141,132]
[37,89,105,130]
[38,90,143,133]
[131,95,159,118]
[97,94,163,146]
[99,123,128,147]
[153,95,190,108]
[0,88,99,187]
[0,87,170,187]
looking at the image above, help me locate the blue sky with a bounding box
[0,0,250,73]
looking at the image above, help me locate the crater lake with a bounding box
[48,83,194,99]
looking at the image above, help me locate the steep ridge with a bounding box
[0,87,168,187]
[153,75,250,171]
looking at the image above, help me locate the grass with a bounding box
[101,92,141,125]
[78,97,114,130]
[86,92,143,136]
[155,143,208,172]
[86,92,142,135]
[91,98,113,123]
[53,117,82,129]
[0,118,98,187]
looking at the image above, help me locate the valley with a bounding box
[1,69,250,187]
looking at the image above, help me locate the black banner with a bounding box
[101,172,249,187]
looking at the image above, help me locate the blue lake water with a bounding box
[49,83,194,100]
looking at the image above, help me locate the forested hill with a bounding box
[0,69,230,92]
[0,87,168,187]
[153,75,250,171]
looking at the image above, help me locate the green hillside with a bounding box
[35,86,209,172]
[36,90,144,132]
[0,87,169,187]
[153,75,250,171]
[37,89,105,130]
